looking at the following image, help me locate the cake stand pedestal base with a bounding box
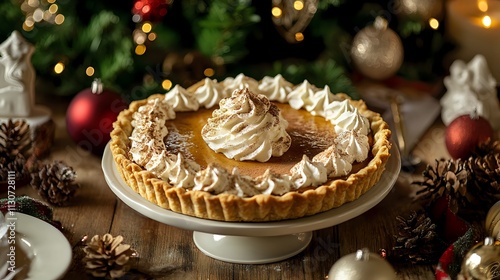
[193,231,313,264]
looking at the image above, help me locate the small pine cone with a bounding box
[30,160,80,206]
[472,139,500,157]
[83,234,136,279]
[0,119,32,159]
[392,210,444,264]
[466,153,500,211]
[0,153,28,181]
[414,159,472,214]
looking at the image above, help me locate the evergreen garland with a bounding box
[0,0,448,99]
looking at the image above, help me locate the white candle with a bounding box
[446,0,500,82]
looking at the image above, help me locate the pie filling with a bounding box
[127,74,374,197]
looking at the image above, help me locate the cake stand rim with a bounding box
[102,143,400,237]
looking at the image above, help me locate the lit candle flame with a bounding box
[482,15,492,28]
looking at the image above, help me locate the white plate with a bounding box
[102,143,400,236]
[103,143,400,263]
[3,212,72,280]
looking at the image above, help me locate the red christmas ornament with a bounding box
[66,79,128,155]
[132,0,169,23]
[445,113,494,159]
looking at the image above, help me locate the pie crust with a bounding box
[110,80,392,221]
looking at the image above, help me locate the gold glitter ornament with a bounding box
[328,248,397,280]
[460,237,500,280]
[351,17,404,81]
[486,200,500,241]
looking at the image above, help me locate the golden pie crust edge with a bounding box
[110,88,392,222]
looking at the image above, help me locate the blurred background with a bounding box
[0,0,459,101]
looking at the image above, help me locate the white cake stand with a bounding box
[102,144,400,264]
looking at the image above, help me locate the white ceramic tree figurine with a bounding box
[0,31,35,117]
[0,31,55,157]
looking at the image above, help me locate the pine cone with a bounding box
[415,159,472,214]
[466,152,500,212]
[83,234,136,279]
[392,210,444,264]
[30,160,80,206]
[472,138,500,157]
[0,119,31,159]
[0,153,28,181]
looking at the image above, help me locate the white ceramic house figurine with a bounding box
[0,30,35,117]
[0,31,54,157]
[441,54,500,130]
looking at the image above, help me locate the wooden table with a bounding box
[16,91,453,280]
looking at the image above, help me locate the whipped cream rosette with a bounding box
[194,78,227,109]
[326,99,370,135]
[258,74,294,103]
[287,79,319,110]
[165,84,200,112]
[129,98,175,166]
[312,145,353,177]
[290,155,328,188]
[304,85,341,117]
[222,73,260,97]
[193,163,232,194]
[253,170,294,195]
[201,88,292,162]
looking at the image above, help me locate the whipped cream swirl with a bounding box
[168,153,200,188]
[290,155,328,188]
[304,85,341,117]
[145,151,200,189]
[254,170,294,195]
[194,78,227,109]
[201,88,291,162]
[145,150,176,181]
[258,74,294,103]
[332,108,370,135]
[193,163,232,194]
[313,145,353,177]
[165,84,200,112]
[231,168,261,197]
[222,74,260,97]
[335,130,369,163]
[325,99,370,135]
[129,98,175,166]
[287,79,319,110]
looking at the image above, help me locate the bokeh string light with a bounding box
[132,0,173,90]
[21,0,64,32]
[19,0,69,76]
[131,0,172,56]
[478,0,492,28]
[271,0,318,43]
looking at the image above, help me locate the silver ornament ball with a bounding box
[328,248,396,280]
[351,17,404,81]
